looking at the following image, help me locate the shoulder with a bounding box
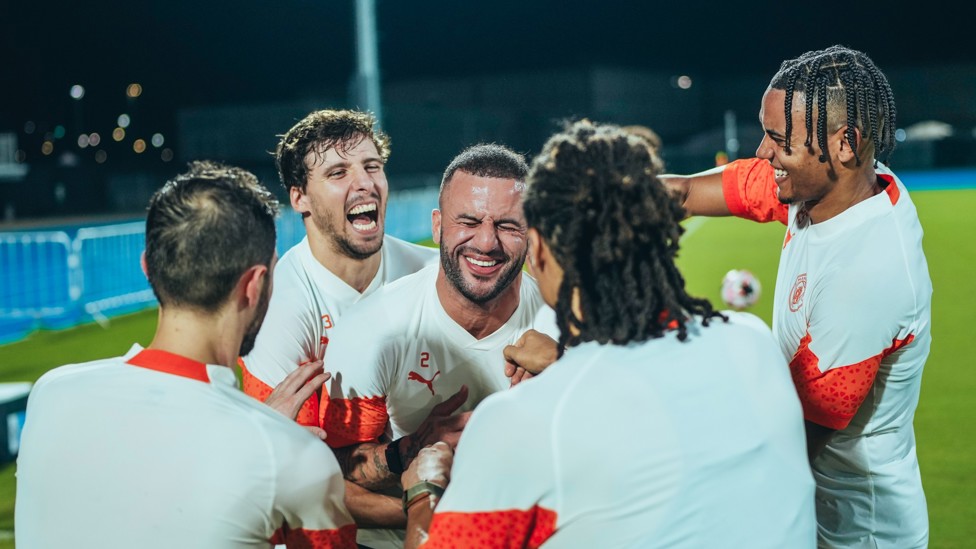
[382,236,438,270]
[31,355,125,394]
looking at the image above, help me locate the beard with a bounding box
[440,241,526,305]
[239,277,272,356]
[309,202,384,261]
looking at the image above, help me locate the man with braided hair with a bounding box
[398,121,815,548]
[664,45,932,547]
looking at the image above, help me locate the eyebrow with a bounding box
[320,156,385,172]
[765,129,787,141]
[456,213,525,227]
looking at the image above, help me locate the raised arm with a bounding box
[659,165,731,217]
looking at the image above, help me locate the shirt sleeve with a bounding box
[721,158,789,225]
[424,392,557,548]
[241,292,323,427]
[789,261,919,430]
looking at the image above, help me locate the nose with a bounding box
[755,135,774,159]
[472,220,500,252]
[352,166,377,193]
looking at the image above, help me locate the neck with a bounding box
[807,164,881,224]
[435,270,523,340]
[148,306,240,368]
[306,227,382,293]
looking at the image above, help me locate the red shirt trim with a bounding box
[320,394,389,448]
[126,349,210,383]
[271,522,357,549]
[239,358,320,427]
[789,332,915,430]
[425,506,558,549]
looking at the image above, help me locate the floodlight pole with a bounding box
[355,0,383,127]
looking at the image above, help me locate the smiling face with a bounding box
[291,136,388,260]
[433,171,527,305]
[756,87,840,207]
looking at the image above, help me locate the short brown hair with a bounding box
[275,109,391,192]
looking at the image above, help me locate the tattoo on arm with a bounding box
[333,443,398,491]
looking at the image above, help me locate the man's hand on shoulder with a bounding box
[264,359,329,424]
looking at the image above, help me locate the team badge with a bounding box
[789,273,807,312]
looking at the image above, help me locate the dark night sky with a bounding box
[1,0,973,134]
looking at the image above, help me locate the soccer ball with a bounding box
[721,269,761,310]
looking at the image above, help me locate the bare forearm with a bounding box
[344,481,407,529]
[659,167,730,217]
[404,497,435,549]
[334,442,399,490]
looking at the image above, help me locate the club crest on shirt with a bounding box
[789,274,807,312]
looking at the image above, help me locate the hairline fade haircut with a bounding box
[439,143,529,208]
[524,120,724,350]
[275,109,391,193]
[769,45,897,166]
[145,160,279,313]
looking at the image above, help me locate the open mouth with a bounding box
[462,253,504,276]
[346,202,379,232]
[773,167,788,181]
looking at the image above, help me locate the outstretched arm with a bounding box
[659,165,731,217]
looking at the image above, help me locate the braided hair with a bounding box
[524,121,725,351]
[771,45,897,166]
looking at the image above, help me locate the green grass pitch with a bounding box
[0,189,972,547]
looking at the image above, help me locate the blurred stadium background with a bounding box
[2,0,975,547]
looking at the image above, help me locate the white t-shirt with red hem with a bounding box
[16,345,356,549]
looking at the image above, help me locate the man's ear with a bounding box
[526,227,545,277]
[140,251,149,278]
[431,209,442,245]
[238,264,269,308]
[290,186,309,214]
[835,125,862,164]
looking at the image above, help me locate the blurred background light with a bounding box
[161,148,174,162]
[133,139,146,153]
[151,133,164,147]
[117,114,131,128]
[41,141,54,155]
[95,150,108,163]
[69,84,85,99]
[77,134,90,148]
[112,127,126,141]
[88,132,101,146]
[126,83,143,98]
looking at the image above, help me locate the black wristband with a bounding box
[385,438,405,475]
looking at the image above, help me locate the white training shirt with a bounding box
[722,158,932,547]
[425,312,816,548]
[320,264,543,549]
[241,235,436,426]
[321,264,545,444]
[15,345,355,549]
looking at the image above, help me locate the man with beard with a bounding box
[318,144,544,548]
[15,162,356,548]
[242,109,435,427]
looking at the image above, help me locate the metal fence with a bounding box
[0,187,438,344]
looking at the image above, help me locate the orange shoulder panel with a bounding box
[320,393,389,449]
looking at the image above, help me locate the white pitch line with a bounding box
[681,217,709,240]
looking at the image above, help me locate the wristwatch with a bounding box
[402,481,445,514]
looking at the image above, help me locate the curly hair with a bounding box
[145,161,279,312]
[770,45,897,166]
[524,121,724,350]
[275,109,391,192]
